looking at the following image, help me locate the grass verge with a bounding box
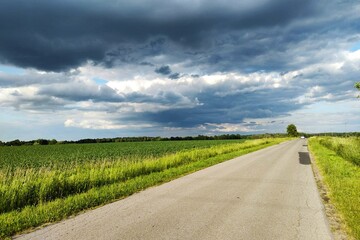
[309,137,360,240]
[317,137,360,166]
[1,138,287,238]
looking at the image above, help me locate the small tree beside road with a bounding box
[287,124,298,137]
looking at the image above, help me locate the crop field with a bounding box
[0,138,287,238]
[0,140,247,169]
[309,137,360,239]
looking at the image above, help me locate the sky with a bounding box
[0,0,360,141]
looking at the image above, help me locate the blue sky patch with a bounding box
[350,42,360,52]
[0,64,24,75]
[93,77,108,85]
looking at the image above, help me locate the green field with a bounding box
[0,140,247,169]
[0,138,287,238]
[309,137,360,239]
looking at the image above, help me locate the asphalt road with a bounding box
[16,139,333,240]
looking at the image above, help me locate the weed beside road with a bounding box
[309,137,360,239]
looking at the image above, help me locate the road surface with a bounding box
[16,139,332,240]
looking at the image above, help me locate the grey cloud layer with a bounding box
[0,0,333,71]
[2,55,357,128]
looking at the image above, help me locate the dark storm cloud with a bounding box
[168,73,180,79]
[38,83,125,102]
[155,65,172,75]
[0,0,325,71]
[0,71,71,88]
[125,91,190,104]
[138,86,303,127]
[140,62,154,66]
[4,93,68,111]
[34,81,191,106]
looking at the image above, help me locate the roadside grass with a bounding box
[309,137,360,239]
[318,137,360,166]
[0,138,287,238]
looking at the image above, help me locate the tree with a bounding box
[36,139,49,145]
[287,124,298,137]
[8,139,22,146]
[355,82,360,98]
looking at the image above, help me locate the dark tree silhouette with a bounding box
[287,124,298,137]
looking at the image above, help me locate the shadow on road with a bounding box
[298,152,311,165]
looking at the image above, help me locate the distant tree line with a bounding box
[1,132,358,147]
[0,133,283,147]
[0,139,58,147]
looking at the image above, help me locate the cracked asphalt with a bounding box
[15,139,333,240]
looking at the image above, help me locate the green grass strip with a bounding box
[0,139,285,238]
[309,137,360,239]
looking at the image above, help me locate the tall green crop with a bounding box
[0,140,245,169]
